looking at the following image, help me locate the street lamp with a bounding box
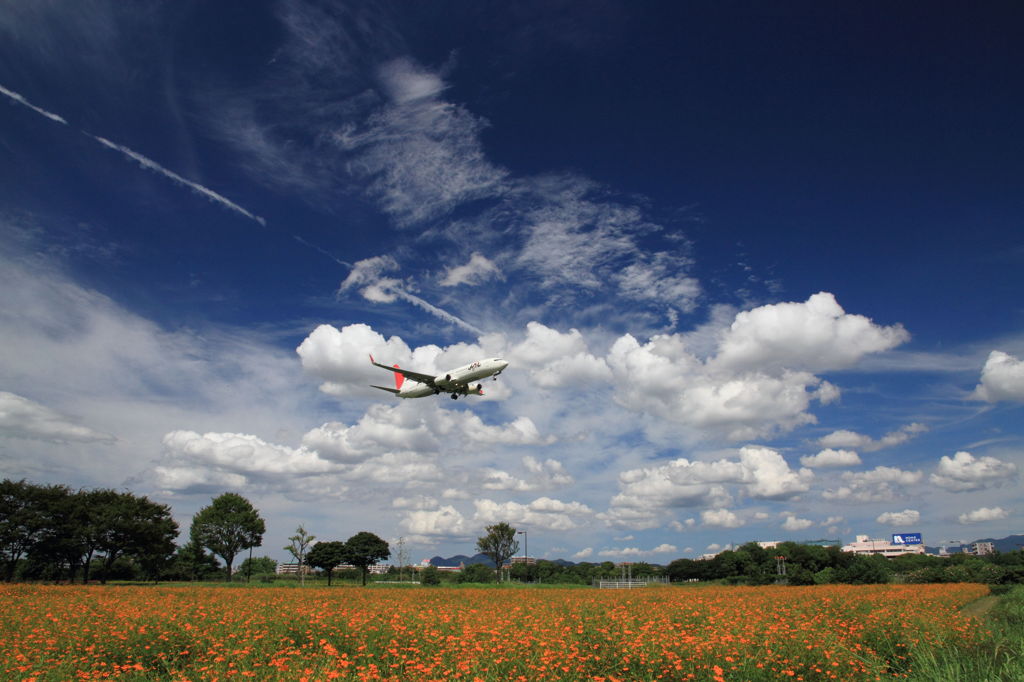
[518,530,528,582]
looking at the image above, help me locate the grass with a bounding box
[906,585,1024,681]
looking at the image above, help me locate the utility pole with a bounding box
[518,530,528,582]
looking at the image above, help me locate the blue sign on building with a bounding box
[892,533,922,545]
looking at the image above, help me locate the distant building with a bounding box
[842,535,925,558]
[276,562,314,575]
[510,556,537,565]
[968,542,995,556]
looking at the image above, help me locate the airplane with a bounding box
[369,354,509,399]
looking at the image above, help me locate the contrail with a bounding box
[1,81,265,227]
[88,134,266,226]
[388,286,484,336]
[0,84,68,125]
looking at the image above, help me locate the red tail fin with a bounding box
[392,365,404,390]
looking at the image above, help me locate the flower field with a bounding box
[2,582,991,681]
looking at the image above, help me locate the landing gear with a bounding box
[451,393,458,400]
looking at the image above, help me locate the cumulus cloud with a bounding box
[818,423,927,452]
[712,292,909,373]
[930,451,1017,492]
[958,507,1009,524]
[800,448,862,468]
[604,446,810,530]
[823,466,923,503]
[876,509,920,526]
[400,505,470,540]
[482,456,573,492]
[702,508,744,528]
[782,515,814,531]
[973,351,1024,402]
[0,391,115,443]
[473,497,593,532]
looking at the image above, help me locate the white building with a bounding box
[842,535,925,558]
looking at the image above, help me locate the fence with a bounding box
[594,577,668,589]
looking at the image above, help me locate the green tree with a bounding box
[306,541,347,586]
[420,564,441,585]
[342,532,390,586]
[284,525,316,586]
[190,493,265,581]
[239,556,277,580]
[92,491,178,584]
[458,562,495,583]
[172,539,221,581]
[1,480,72,582]
[476,522,519,581]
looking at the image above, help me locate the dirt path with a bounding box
[961,595,999,619]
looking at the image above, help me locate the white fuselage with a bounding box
[370,354,509,400]
[400,358,508,398]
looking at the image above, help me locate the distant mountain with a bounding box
[924,534,1024,555]
[427,554,579,567]
[427,553,493,567]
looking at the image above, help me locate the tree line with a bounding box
[1,479,177,583]
[7,478,1023,586]
[1,480,392,584]
[663,541,1024,586]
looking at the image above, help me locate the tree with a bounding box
[284,525,316,586]
[306,541,347,586]
[476,522,519,581]
[92,491,178,584]
[190,493,265,581]
[239,556,277,579]
[458,562,495,583]
[172,539,220,581]
[342,532,390,586]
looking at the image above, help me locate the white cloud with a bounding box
[739,446,814,499]
[713,292,909,373]
[0,391,114,443]
[930,451,1017,492]
[336,59,508,226]
[473,497,593,532]
[392,495,438,510]
[483,456,573,491]
[958,507,1009,524]
[378,58,446,104]
[401,505,469,538]
[800,448,862,468]
[876,509,920,526]
[973,351,1024,402]
[572,547,593,560]
[818,423,927,452]
[782,515,814,531]
[823,466,923,502]
[702,508,744,528]
[161,430,334,477]
[439,252,502,287]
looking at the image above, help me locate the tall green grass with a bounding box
[908,586,1024,681]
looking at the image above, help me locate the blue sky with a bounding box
[2,1,1022,563]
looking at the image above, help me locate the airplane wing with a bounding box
[369,355,436,386]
